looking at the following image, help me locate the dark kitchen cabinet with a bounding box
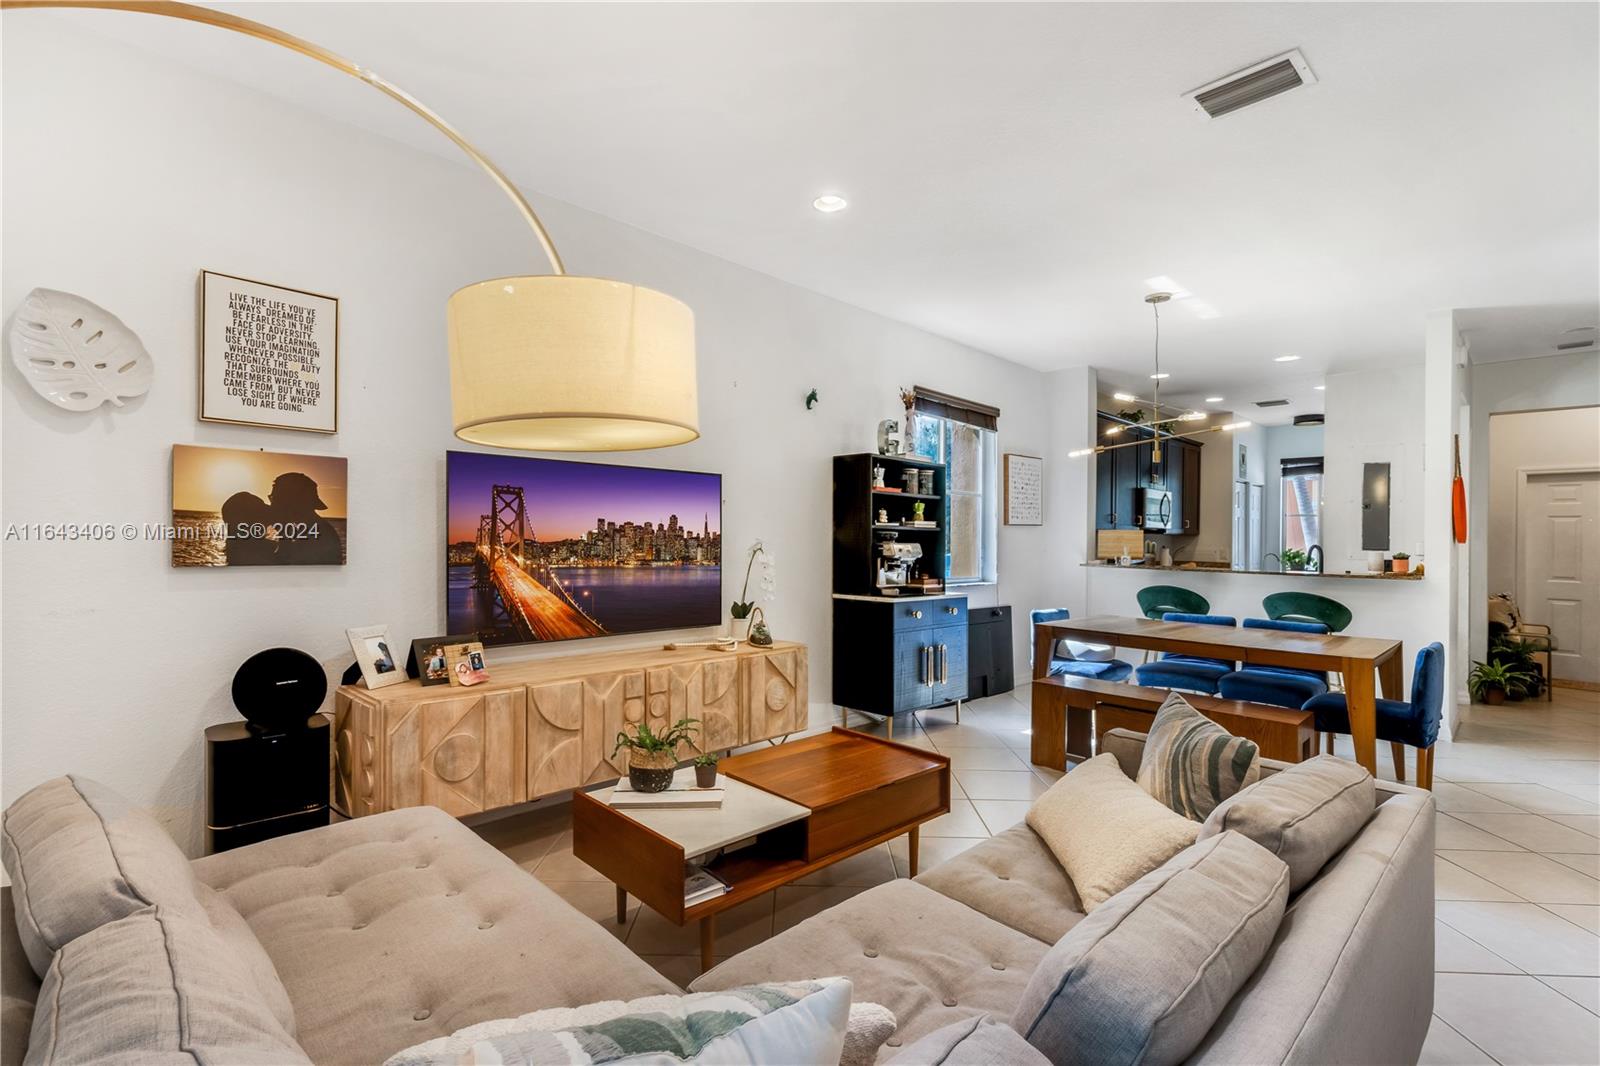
[1177,439,1202,535]
[1095,413,1203,535]
[835,596,969,717]
[966,605,1014,698]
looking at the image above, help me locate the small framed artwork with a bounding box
[1238,443,1249,481]
[171,444,347,566]
[408,634,470,687]
[445,641,489,687]
[1003,453,1043,525]
[201,270,338,433]
[346,625,407,690]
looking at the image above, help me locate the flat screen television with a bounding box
[445,451,722,647]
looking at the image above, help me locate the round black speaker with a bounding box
[231,648,327,733]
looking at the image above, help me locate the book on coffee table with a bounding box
[684,864,730,906]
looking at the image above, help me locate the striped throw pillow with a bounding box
[1136,692,1261,820]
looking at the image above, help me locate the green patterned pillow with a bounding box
[1136,692,1260,820]
[384,978,851,1065]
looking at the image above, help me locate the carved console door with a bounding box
[584,670,649,779]
[526,680,585,797]
[648,657,743,757]
[745,647,809,741]
[384,689,526,818]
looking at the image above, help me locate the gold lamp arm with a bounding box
[2,0,566,275]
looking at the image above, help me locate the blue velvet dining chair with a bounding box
[1133,613,1237,694]
[1217,618,1331,709]
[1029,608,1133,682]
[1302,642,1445,789]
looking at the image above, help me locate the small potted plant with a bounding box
[612,717,698,793]
[694,752,719,788]
[1467,660,1530,706]
[1392,552,1410,575]
[1280,548,1307,572]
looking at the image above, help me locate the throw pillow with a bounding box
[1012,832,1291,1066]
[1025,753,1200,911]
[1137,691,1261,820]
[841,1002,896,1066]
[383,977,851,1066]
[886,1014,1050,1065]
[1198,753,1375,891]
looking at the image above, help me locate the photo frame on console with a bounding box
[346,624,407,690]
[408,634,471,687]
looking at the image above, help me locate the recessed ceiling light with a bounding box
[1273,355,1301,363]
[1143,276,1191,300]
[812,194,848,213]
[1112,392,1138,402]
[1313,385,1326,391]
[1150,373,1170,380]
[1205,396,1224,403]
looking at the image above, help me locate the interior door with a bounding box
[1519,471,1600,684]
[1231,481,1246,569]
[1248,483,1264,569]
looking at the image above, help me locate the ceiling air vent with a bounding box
[1555,339,1595,351]
[1293,413,1325,427]
[1255,399,1291,408]
[1185,50,1316,119]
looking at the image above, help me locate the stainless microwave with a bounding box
[1135,488,1173,531]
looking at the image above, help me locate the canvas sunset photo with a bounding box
[170,444,348,567]
[445,452,721,646]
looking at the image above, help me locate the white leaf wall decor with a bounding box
[8,288,154,411]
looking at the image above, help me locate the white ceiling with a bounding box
[33,2,1600,404]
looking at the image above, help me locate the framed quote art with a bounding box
[200,270,338,433]
[1003,453,1043,525]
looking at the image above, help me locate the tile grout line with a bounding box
[1432,1011,1507,1066]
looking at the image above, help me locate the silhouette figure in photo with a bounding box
[220,491,276,566]
[269,471,343,565]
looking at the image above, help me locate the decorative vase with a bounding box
[695,763,718,788]
[628,748,676,793]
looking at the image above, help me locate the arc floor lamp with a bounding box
[3,0,700,452]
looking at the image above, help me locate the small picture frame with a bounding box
[346,625,407,690]
[445,641,489,687]
[408,634,470,687]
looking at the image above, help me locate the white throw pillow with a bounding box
[1025,752,1200,910]
[383,978,852,1066]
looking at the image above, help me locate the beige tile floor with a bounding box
[473,685,1600,1065]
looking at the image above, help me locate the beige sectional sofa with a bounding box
[2,730,1435,1064]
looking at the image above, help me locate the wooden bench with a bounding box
[1030,674,1315,770]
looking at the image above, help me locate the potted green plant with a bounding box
[694,751,720,788]
[612,717,699,793]
[1467,660,1532,706]
[1280,548,1308,572]
[1392,551,1410,575]
[1489,637,1544,700]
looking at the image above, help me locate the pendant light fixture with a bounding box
[7,0,699,452]
[1069,292,1249,460]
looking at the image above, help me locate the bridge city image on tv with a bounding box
[445,452,722,646]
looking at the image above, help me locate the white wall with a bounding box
[1322,363,1427,570]
[0,22,1074,851]
[1467,350,1600,662]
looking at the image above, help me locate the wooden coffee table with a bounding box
[572,728,950,970]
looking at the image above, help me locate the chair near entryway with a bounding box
[1134,586,1210,663]
[1303,642,1445,789]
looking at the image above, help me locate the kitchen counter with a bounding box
[831,591,969,602]
[1081,561,1423,581]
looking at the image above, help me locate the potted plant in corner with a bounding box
[694,752,719,788]
[1467,660,1531,706]
[612,717,699,793]
[1392,552,1410,574]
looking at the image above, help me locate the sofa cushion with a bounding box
[691,880,1048,1056]
[887,1015,1050,1065]
[190,805,677,1065]
[1,776,203,977]
[914,824,1084,943]
[1137,692,1261,820]
[1198,754,1375,892]
[195,880,297,1036]
[1,888,38,1066]
[24,906,309,1065]
[383,978,852,1066]
[1025,753,1199,911]
[1012,832,1290,1066]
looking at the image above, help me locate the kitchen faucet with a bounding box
[1307,544,1324,573]
[1263,551,1281,571]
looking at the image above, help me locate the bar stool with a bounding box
[1135,586,1210,663]
[1134,612,1237,694]
[1030,609,1133,682]
[1264,591,1353,696]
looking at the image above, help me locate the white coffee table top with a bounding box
[584,769,810,860]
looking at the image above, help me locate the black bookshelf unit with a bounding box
[832,452,949,597]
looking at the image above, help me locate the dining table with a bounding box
[1031,615,1406,778]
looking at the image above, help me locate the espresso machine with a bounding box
[878,539,923,587]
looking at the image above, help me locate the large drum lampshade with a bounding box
[449,275,698,451]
